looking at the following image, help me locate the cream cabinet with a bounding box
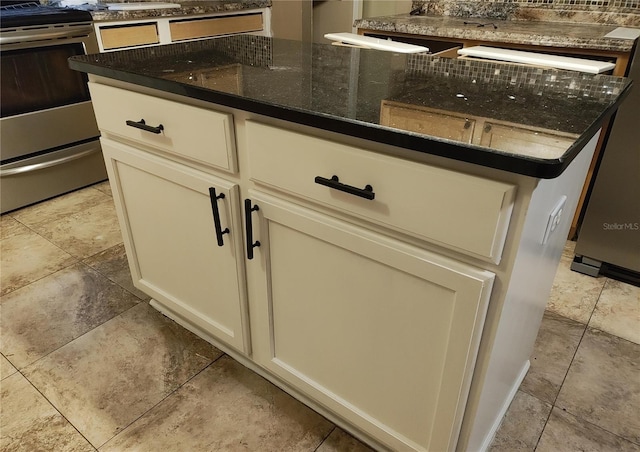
[90,82,250,354]
[101,139,249,353]
[242,120,507,451]
[86,78,596,452]
[245,191,495,452]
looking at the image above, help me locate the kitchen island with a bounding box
[70,36,630,452]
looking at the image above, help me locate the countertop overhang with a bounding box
[69,35,631,179]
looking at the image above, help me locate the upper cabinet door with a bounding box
[102,138,249,354]
[246,191,495,452]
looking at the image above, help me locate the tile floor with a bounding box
[1,183,639,452]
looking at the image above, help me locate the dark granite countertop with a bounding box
[69,35,631,178]
[356,15,638,53]
[89,0,270,22]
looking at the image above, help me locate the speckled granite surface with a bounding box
[409,0,640,27]
[88,0,270,22]
[356,15,637,52]
[69,35,630,178]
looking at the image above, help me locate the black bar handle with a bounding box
[209,187,230,247]
[126,119,164,134]
[244,199,260,260]
[314,175,375,200]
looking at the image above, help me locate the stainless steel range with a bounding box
[0,0,106,213]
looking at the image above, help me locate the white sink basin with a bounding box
[106,2,180,10]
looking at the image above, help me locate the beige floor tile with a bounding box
[316,428,374,452]
[82,244,149,301]
[0,263,139,369]
[0,229,76,296]
[520,311,585,404]
[556,328,640,444]
[10,186,111,229]
[546,251,607,324]
[0,215,29,240]
[92,181,113,197]
[1,354,17,380]
[488,390,552,452]
[0,372,94,452]
[537,407,640,452]
[30,199,122,259]
[589,279,640,344]
[23,302,221,448]
[100,355,334,452]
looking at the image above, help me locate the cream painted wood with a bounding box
[247,191,495,452]
[246,120,516,263]
[89,82,237,173]
[101,138,249,353]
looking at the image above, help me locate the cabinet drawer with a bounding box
[169,13,263,41]
[246,121,515,262]
[89,83,237,173]
[99,23,159,50]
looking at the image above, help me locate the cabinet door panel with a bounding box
[102,138,248,353]
[248,192,494,452]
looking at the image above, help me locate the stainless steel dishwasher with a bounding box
[572,43,640,285]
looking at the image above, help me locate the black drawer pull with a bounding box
[314,175,375,200]
[126,119,164,134]
[244,199,260,260]
[209,187,229,247]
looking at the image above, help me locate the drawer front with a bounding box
[89,82,237,173]
[169,13,263,41]
[99,23,159,50]
[246,121,515,262]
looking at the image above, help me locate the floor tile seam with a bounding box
[13,301,143,373]
[312,425,337,452]
[95,352,227,450]
[547,404,640,447]
[583,323,640,346]
[0,258,80,298]
[8,194,116,233]
[79,244,147,301]
[516,386,554,409]
[532,393,555,451]
[18,369,99,451]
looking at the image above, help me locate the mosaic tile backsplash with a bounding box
[411,0,640,25]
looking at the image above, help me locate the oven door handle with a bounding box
[0,25,95,46]
[0,147,100,177]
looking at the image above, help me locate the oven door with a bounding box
[0,26,100,161]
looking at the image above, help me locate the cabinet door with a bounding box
[102,138,249,353]
[246,192,495,452]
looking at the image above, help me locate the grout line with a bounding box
[21,373,98,451]
[313,425,337,452]
[96,352,225,449]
